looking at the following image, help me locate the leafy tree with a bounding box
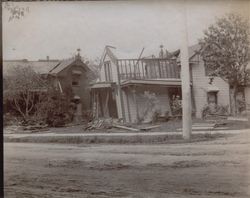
[4,66,48,121]
[199,13,250,115]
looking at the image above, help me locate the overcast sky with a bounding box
[3,0,249,61]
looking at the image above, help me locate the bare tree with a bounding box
[200,13,250,115]
[4,66,47,121]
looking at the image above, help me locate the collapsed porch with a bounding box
[91,56,195,123]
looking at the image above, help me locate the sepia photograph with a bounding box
[2,0,250,197]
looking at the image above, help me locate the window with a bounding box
[207,92,217,105]
[72,80,79,86]
[72,74,80,86]
[104,61,112,81]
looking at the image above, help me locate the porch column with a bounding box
[115,86,125,121]
[132,87,139,123]
[116,60,126,122]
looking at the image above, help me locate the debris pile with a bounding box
[84,118,117,131]
[84,118,160,132]
[23,124,49,132]
[4,123,49,133]
[4,125,24,134]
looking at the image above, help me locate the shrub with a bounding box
[34,89,74,127]
[202,104,229,119]
[171,95,182,116]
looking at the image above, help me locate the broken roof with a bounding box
[103,44,200,62]
[103,46,155,61]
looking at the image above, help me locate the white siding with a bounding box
[100,55,119,83]
[123,86,172,123]
[192,59,230,118]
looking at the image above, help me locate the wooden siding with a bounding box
[191,59,230,118]
[123,86,172,123]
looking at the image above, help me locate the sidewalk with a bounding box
[4,128,249,139]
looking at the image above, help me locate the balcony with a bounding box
[117,58,180,81]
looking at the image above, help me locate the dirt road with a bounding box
[4,132,250,198]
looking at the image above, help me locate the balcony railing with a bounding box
[117,58,180,81]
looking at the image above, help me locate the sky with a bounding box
[2,0,250,61]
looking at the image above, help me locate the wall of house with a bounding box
[100,54,126,119]
[57,61,91,111]
[122,86,172,123]
[191,58,230,118]
[100,55,118,83]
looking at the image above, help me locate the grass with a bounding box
[4,133,230,144]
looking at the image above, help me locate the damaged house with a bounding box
[91,45,233,123]
[91,46,183,123]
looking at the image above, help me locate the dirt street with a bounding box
[4,132,250,198]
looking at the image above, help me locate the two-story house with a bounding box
[91,46,185,123]
[91,45,233,123]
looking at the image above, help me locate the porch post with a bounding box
[180,0,192,140]
[116,60,126,122]
[132,87,139,123]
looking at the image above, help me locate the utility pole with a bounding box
[180,0,192,140]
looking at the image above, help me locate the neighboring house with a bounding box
[91,45,233,123]
[3,51,96,116]
[187,44,231,118]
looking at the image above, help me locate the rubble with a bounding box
[84,118,161,132]
[84,118,115,131]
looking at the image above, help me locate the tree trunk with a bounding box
[231,85,238,116]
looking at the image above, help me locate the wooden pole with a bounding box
[180,0,192,140]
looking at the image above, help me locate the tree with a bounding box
[199,13,250,115]
[4,66,48,121]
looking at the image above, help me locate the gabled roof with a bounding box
[188,44,201,59]
[3,60,60,76]
[175,44,201,63]
[49,57,79,74]
[3,56,95,77]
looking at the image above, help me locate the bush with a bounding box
[171,95,182,116]
[202,104,229,119]
[35,90,74,127]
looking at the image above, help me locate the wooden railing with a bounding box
[117,58,180,80]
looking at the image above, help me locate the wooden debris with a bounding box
[139,125,161,131]
[23,124,48,131]
[84,118,161,132]
[227,117,248,122]
[113,125,140,132]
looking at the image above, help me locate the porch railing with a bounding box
[117,58,180,80]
